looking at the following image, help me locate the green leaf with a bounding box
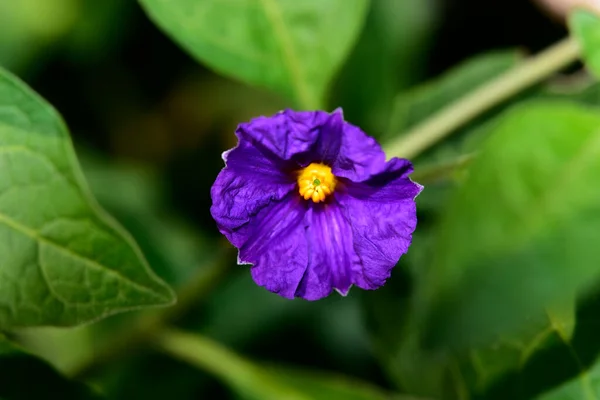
[0,67,174,328]
[421,101,600,351]
[385,50,521,142]
[138,0,369,109]
[368,101,600,398]
[259,366,426,400]
[536,355,600,400]
[365,253,582,399]
[569,9,600,79]
[371,294,600,400]
[0,335,100,399]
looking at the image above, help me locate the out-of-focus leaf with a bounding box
[536,355,600,400]
[258,366,425,400]
[361,250,455,398]
[331,0,437,134]
[0,66,174,328]
[367,67,600,400]
[0,0,77,72]
[421,101,600,351]
[570,9,600,79]
[159,329,417,400]
[13,325,94,376]
[366,255,580,399]
[0,335,100,399]
[385,50,520,142]
[382,101,600,399]
[138,0,369,109]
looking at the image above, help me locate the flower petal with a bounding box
[295,203,359,300]
[236,109,332,161]
[240,194,310,299]
[310,108,343,164]
[330,114,388,182]
[210,139,295,247]
[339,158,423,290]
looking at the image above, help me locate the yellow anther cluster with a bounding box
[297,163,337,203]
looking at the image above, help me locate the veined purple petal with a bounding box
[338,158,422,290]
[241,194,309,299]
[295,203,359,300]
[237,109,331,161]
[210,139,295,247]
[309,108,343,165]
[330,114,387,182]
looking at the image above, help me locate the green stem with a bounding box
[384,36,581,160]
[156,329,309,400]
[67,243,235,379]
[410,153,476,184]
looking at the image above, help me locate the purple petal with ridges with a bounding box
[237,109,332,161]
[241,194,309,299]
[339,158,422,290]
[330,114,388,182]
[210,139,295,247]
[295,203,358,300]
[310,108,343,165]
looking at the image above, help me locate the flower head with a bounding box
[210,109,423,300]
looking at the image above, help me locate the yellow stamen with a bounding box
[297,163,337,203]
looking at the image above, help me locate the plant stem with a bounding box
[156,329,309,400]
[385,36,581,160]
[410,153,476,184]
[67,243,235,379]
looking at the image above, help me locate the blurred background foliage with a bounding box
[3,0,600,399]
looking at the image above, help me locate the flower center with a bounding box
[297,163,337,203]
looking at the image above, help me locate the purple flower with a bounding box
[210,109,423,300]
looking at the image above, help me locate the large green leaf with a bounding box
[404,102,600,398]
[570,9,600,79]
[389,101,600,399]
[371,298,580,399]
[138,0,369,109]
[0,335,100,399]
[421,101,600,351]
[0,67,174,328]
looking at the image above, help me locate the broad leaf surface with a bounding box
[0,67,174,328]
[139,0,369,109]
[368,101,600,399]
[422,101,600,351]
